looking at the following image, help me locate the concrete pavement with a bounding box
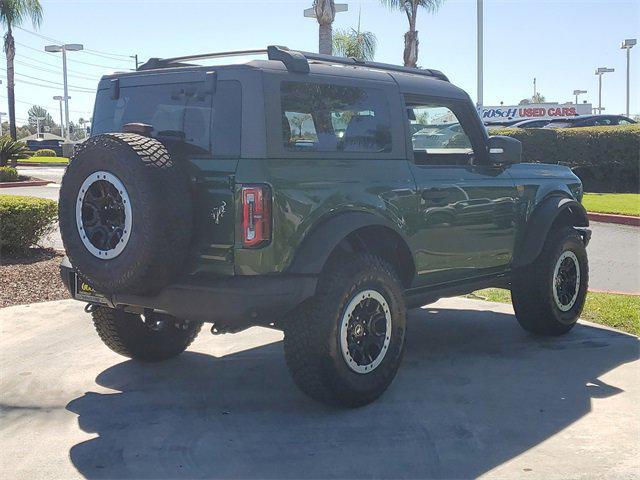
[1,297,638,479]
[17,165,65,184]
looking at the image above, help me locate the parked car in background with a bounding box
[510,119,554,129]
[544,115,637,129]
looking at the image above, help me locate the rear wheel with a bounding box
[92,307,202,361]
[511,226,588,336]
[283,253,406,407]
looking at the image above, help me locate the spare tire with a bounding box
[59,133,192,295]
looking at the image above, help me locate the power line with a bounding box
[15,41,130,70]
[1,55,101,81]
[16,26,134,62]
[11,78,95,94]
[0,67,95,91]
[0,95,92,114]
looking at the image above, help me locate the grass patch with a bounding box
[467,288,639,336]
[22,157,69,164]
[582,193,640,217]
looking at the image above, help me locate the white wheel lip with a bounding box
[76,170,132,260]
[340,289,392,374]
[553,250,581,312]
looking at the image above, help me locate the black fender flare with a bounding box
[512,196,589,267]
[286,211,407,275]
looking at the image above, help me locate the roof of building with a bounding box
[23,132,65,142]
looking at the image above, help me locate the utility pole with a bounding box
[45,43,84,141]
[594,67,614,114]
[620,39,637,117]
[130,54,139,70]
[533,77,537,98]
[53,95,67,138]
[477,0,484,108]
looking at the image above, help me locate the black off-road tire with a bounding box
[92,307,202,362]
[283,253,406,407]
[59,133,192,295]
[511,226,588,336]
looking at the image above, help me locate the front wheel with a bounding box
[92,307,202,361]
[511,226,589,336]
[283,253,407,407]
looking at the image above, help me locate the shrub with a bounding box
[0,166,19,182]
[490,125,640,192]
[0,195,58,253]
[33,149,57,157]
[0,136,31,167]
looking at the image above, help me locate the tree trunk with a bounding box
[5,26,18,143]
[319,23,333,55]
[403,30,419,68]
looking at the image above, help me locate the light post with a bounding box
[35,116,46,136]
[44,43,83,140]
[53,95,68,138]
[620,39,637,117]
[477,0,483,107]
[573,89,587,106]
[594,67,614,114]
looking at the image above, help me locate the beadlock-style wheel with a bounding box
[552,250,581,312]
[75,170,132,259]
[339,289,392,374]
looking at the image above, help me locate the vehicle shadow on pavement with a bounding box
[66,307,638,479]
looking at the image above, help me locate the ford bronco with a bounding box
[59,46,590,407]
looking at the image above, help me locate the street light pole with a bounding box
[620,39,637,117]
[45,43,84,141]
[594,67,614,114]
[477,0,483,107]
[53,95,68,138]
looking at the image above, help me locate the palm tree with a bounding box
[314,0,336,55]
[0,135,30,167]
[333,9,377,61]
[380,0,444,68]
[1,0,43,140]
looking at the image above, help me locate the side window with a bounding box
[280,81,392,153]
[406,103,474,166]
[619,119,632,125]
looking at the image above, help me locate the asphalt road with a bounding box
[1,297,638,479]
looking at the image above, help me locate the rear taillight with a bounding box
[241,185,271,248]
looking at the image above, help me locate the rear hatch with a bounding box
[91,71,242,276]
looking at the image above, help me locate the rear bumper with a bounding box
[60,257,317,332]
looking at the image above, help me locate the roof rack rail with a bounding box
[138,45,449,82]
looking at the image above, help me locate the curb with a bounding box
[588,288,640,296]
[588,212,640,226]
[17,162,68,167]
[0,178,51,188]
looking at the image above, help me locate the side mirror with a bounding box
[488,135,521,166]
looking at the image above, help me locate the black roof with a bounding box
[100,45,468,101]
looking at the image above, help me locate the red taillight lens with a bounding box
[241,185,271,247]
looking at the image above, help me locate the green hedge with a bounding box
[33,149,57,157]
[0,195,58,253]
[490,125,640,192]
[0,166,19,182]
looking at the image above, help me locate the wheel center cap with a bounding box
[353,324,365,337]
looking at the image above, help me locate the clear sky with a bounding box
[3,0,639,126]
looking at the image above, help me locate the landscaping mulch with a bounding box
[0,249,70,308]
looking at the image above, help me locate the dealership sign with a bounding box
[480,103,593,122]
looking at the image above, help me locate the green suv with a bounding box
[59,46,590,407]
